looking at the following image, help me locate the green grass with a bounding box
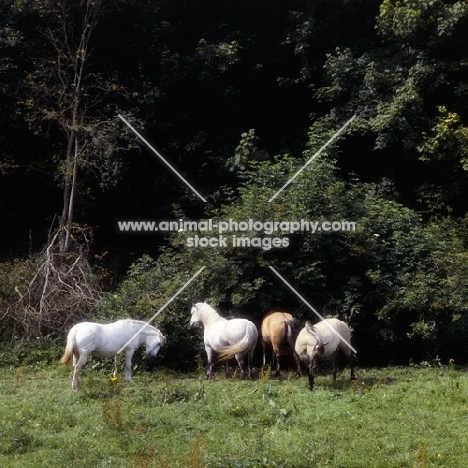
[0,361,467,467]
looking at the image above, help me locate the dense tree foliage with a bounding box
[1,0,468,367]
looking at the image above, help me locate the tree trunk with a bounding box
[60,135,79,255]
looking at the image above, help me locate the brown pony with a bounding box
[260,311,302,377]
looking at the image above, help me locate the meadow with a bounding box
[0,356,467,468]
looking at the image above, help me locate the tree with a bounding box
[4,0,139,337]
[21,0,135,254]
[314,0,468,214]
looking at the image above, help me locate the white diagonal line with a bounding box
[268,266,357,353]
[268,114,356,203]
[117,266,206,354]
[118,114,207,202]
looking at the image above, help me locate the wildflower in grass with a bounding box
[110,376,118,382]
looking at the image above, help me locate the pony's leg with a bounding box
[125,350,134,382]
[261,340,267,370]
[235,353,246,380]
[274,351,281,377]
[247,348,255,380]
[262,354,266,369]
[72,353,88,391]
[225,361,230,379]
[205,346,214,380]
[72,351,79,367]
[345,349,356,380]
[307,366,315,391]
[330,352,338,380]
[293,352,302,378]
[113,356,118,378]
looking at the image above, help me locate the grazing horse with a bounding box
[60,319,165,390]
[295,318,355,390]
[190,302,258,380]
[260,311,302,377]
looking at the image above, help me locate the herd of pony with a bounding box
[60,302,356,391]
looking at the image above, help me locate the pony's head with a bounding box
[189,303,203,328]
[305,322,328,370]
[146,330,165,358]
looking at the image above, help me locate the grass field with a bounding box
[0,359,467,467]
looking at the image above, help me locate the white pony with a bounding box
[295,318,355,390]
[190,302,258,380]
[60,319,165,390]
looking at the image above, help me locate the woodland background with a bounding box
[1,0,468,369]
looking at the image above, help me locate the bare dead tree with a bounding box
[6,225,103,337]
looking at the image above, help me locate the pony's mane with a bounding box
[305,321,322,342]
[195,302,221,320]
[195,302,214,311]
[120,318,148,325]
[119,319,159,333]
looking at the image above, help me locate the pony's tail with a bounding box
[285,320,301,347]
[217,328,258,362]
[60,327,77,365]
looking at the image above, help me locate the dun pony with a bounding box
[260,311,301,376]
[295,318,355,390]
